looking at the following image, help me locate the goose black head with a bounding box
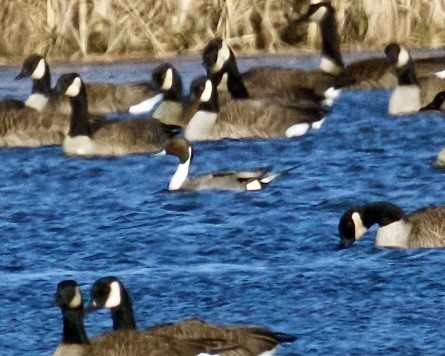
[202,38,233,75]
[54,73,84,98]
[298,1,333,23]
[152,63,182,91]
[16,54,47,80]
[88,276,123,311]
[55,280,83,310]
[338,208,359,248]
[384,43,411,68]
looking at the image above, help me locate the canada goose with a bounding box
[385,43,445,115]
[296,1,445,89]
[436,147,445,168]
[54,73,179,157]
[16,54,158,115]
[87,276,297,355]
[338,202,445,248]
[165,137,284,191]
[202,38,343,102]
[54,280,226,356]
[184,77,326,142]
[129,63,197,127]
[129,63,181,117]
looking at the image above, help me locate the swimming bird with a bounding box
[129,63,197,127]
[165,137,284,191]
[87,276,297,355]
[54,280,225,356]
[16,54,158,115]
[295,1,445,89]
[202,38,343,102]
[338,202,445,248]
[184,77,326,142]
[385,43,445,115]
[54,73,179,157]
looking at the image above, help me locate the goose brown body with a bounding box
[55,73,178,157]
[87,276,296,355]
[54,280,228,356]
[17,54,158,115]
[185,77,326,142]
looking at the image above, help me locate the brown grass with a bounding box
[0,0,444,62]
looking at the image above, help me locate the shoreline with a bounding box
[3,45,445,68]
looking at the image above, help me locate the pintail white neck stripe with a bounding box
[104,281,122,308]
[65,77,82,97]
[169,148,191,190]
[211,41,231,73]
[162,68,173,90]
[31,58,46,80]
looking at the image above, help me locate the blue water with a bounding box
[0,52,444,356]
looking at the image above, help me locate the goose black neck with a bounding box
[68,84,91,137]
[320,7,344,69]
[32,66,52,96]
[225,57,249,98]
[164,78,183,102]
[61,308,90,345]
[360,202,405,228]
[209,55,249,99]
[227,72,249,99]
[396,62,419,86]
[110,287,137,330]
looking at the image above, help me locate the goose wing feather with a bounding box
[407,207,445,248]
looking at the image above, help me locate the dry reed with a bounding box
[0,0,443,61]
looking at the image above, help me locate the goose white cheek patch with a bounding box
[65,77,82,97]
[162,68,173,90]
[69,287,82,308]
[31,59,46,79]
[397,47,411,67]
[211,42,230,73]
[352,212,367,240]
[104,281,121,308]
